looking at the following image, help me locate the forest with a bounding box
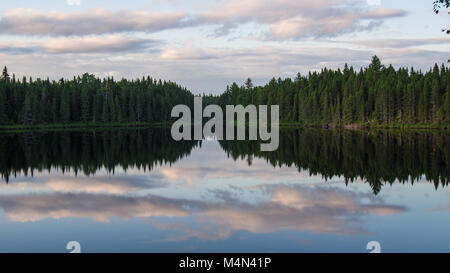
[0,56,449,128]
[0,68,194,126]
[216,56,449,127]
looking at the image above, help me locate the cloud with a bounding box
[67,0,81,6]
[159,42,216,61]
[0,8,190,36]
[198,0,406,39]
[0,1,405,40]
[0,35,158,54]
[374,48,450,68]
[1,40,447,93]
[0,44,36,54]
[43,35,157,54]
[0,1,443,94]
[341,38,450,48]
[367,0,381,6]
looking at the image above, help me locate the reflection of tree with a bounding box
[1,128,448,194]
[0,129,200,183]
[219,129,450,194]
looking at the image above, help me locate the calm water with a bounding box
[0,128,449,253]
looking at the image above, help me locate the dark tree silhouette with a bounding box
[216,56,449,127]
[0,128,448,194]
[0,57,448,128]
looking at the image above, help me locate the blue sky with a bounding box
[0,0,448,93]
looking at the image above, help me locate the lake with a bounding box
[0,128,448,253]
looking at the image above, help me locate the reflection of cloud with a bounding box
[155,146,317,185]
[158,164,306,186]
[0,194,190,222]
[199,186,405,236]
[0,175,165,194]
[44,176,165,194]
[0,184,405,239]
[152,221,233,242]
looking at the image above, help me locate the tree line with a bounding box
[0,56,449,127]
[216,56,449,126]
[0,68,194,126]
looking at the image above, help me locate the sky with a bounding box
[0,0,448,94]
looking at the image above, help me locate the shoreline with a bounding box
[279,122,449,130]
[0,121,448,133]
[0,122,171,133]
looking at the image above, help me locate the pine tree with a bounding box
[0,84,7,124]
[245,78,253,90]
[430,65,441,121]
[369,55,383,73]
[1,67,9,82]
[102,92,110,123]
[438,86,450,122]
[128,90,136,122]
[60,88,71,123]
[81,87,90,123]
[22,89,34,125]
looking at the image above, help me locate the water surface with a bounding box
[0,128,448,252]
